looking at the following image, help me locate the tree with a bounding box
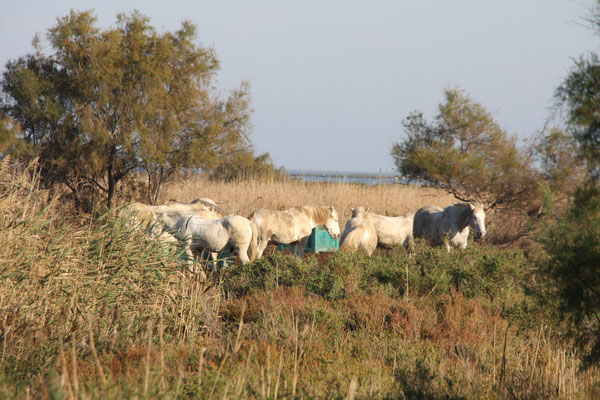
[540,183,600,365]
[556,53,600,179]
[532,127,586,202]
[210,151,285,181]
[0,115,17,155]
[391,87,536,210]
[540,3,600,365]
[1,10,254,208]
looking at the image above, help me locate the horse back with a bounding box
[413,206,443,239]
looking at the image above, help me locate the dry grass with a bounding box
[158,176,456,227]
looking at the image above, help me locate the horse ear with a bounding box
[350,207,355,212]
[330,205,334,212]
[366,207,371,213]
[469,203,475,210]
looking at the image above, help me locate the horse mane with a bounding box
[451,203,485,213]
[448,203,476,229]
[302,206,333,225]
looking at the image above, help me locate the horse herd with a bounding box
[121,198,487,269]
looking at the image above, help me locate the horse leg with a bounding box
[294,237,309,258]
[257,237,269,259]
[444,240,452,252]
[405,235,416,255]
[236,244,251,264]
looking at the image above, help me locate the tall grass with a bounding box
[159,175,456,227]
[0,162,598,398]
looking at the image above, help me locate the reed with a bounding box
[159,176,456,228]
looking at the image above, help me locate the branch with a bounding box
[81,175,107,193]
[114,163,139,182]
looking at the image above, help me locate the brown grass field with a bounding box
[159,176,457,229]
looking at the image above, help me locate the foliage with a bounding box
[0,10,254,208]
[540,183,600,364]
[532,127,587,201]
[0,115,17,154]
[391,87,537,210]
[539,3,600,366]
[556,53,600,179]
[209,151,286,182]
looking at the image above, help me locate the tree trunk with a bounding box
[107,164,115,210]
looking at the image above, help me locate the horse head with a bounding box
[469,203,486,239]
[350,206,370,218]
[324,206,341,239]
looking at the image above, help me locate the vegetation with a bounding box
[0,10,278,209]
[391,87,537,211]
[209,152,286,182]
[538,2,600,366]
[0,162,598,398]
[1,3,600,398]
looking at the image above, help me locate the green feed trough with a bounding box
[277,226,340,253]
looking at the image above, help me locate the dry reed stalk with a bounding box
[86,311,107,388]
[58,337,74,400]
[266,345,272,399]
[234,345,254,398]
[347,376,358,400]
[528,324,544,394]
[0,312,7,371]
[173,364,183,400]
[233,301,246,355]
[492,321,496,384]
[291,312,300,398]
[221,380,231,400]
[499,324,510,388]
[143,320,154,398]
[405,263,409,300]
[159,306,166,390]
[274,347,284,400]
[209,352,230,398]
[71,337,79,399]
[260,366,266,399]
[197,346,207,389]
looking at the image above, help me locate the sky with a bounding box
[1,1,599,173]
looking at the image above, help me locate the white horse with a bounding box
[341,207,414,255]
[165,198,229,217]
[413,203,486,251]
[127,198,226,219]
[249,206,340,258]
[155,212,258,264]
[340,207,377,256]
[118,200,227,269]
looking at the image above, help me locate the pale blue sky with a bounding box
[1,1,598,172]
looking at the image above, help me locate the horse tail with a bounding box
[247,220,259,262]
[341,224,376,256]
[340,227,359,249]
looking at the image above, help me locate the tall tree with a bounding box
[1,10,254,208]
[391,87,536,210]
[541,2,600,365]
